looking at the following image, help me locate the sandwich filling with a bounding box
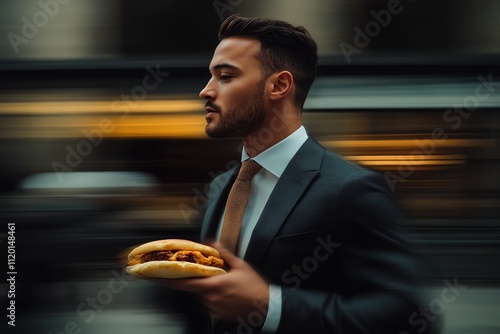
[129,250,225,269]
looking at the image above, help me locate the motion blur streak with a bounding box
[0,114,207,138]
[0,99,203,114]
[0,98,207,138]
[323,139,493,149]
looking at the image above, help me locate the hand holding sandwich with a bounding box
[162,242,270,322]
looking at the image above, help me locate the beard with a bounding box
[205,81,266,139]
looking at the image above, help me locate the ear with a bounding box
[268,71,294,101]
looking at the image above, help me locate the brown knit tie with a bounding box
[219,159,261,254]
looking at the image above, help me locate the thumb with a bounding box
[210,242,244,269]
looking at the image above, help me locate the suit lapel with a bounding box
[244,138,325,265]
[200,164,239,242]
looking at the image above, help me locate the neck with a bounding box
[242,106,302,157]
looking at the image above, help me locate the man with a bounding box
[166,15,435,334]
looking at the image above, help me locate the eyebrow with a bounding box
[211,63,240,72]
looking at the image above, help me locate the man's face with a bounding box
[199,36,267,138]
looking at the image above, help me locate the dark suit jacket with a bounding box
[197,137,435,334]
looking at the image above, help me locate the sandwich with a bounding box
[126,239,227,279]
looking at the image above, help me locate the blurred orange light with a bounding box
[0,99,204,114]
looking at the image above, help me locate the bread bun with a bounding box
[126,239,227,279]
[126,260,226,279]
[128,239,221,261]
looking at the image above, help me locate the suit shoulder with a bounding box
[322,149,377,179]
[319,149,398,202]
[299,137,383,184]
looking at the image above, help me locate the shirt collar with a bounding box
[241,126,308,178]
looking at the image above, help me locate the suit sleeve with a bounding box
[276,172,430,334]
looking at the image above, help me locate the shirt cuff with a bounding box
[261,284,282,333]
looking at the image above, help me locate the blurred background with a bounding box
[0,0,499,333]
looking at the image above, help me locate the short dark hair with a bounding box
[218,15,318,109]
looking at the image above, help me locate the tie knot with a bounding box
[237,159,261,181]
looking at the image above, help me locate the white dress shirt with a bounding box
[216,125,309,332]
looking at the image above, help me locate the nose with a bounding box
[199,78,215,100]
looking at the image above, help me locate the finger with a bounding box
[210,242,245,268]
